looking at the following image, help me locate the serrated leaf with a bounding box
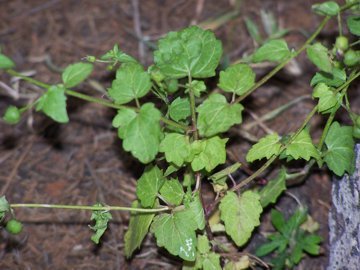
[218,64,255,96]
[197,94,243,137]
[117,103,163,163]
[246,133,282,162]
[151,208,198,261]
[124,200,155,257]
[310,68,346,87]
[159,133,192,167]
[154,26,222,79]
[89,203,112,244]
[136,166,165,207]
[324,121,354,176]
[112,108,137,139]
[36,85,69,123]
[252,39,291,62]
[191,136,228,172]
[312,83,340,113]
[312,1,340,16]
[188,193,206,230]
[219,191,262,247]
[186,80,207,97]
[160,178,185,206]
[306,43,332,73]
[202,253,221,270]
[260,168,286,208]
[0,54,15,69]
[347,16,360,36]
[108,62,152,104]
[169,97,191,122]
[62,62,93,88]
[285,129,320,161]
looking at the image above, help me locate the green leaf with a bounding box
[89,203,112,244]
[154,26,222,79]
[108,62,152,105]
[36,85,69,123]
[116,103,163,163]
[124,200,155,258]
[0,196,10,219]
[136,166,165,208]
[246,133,282,162]
[197,94,243,137]
[298,234,322,255]
[282,208,307,237]
[310,68,346,87]
[324,121,355,176]
[218,64,255,96]
[62,62,93,88]
[160,178,185,206]
[188,193,206,230]
[347,16,360,36]
[202,253,221,270]
[306,43,332,73]
[244,17,263,44]
[285,129,320,161]
[312,1,340,16]
[3,106,21,125]
[271,209,286,233]
[186,80,207,97]
[101,44,137,63]
[312,83,341,113]
[159,133,192,167]
[151,208,198,261]
[191,136,228,172]
[252,39,291,62]
[169,97,191,122]
[219,191,262,247]
[208,163,241,184]
[197,235,211,254]
[260,168,286,208]
[0,54,15,69]
[256,235,285,257]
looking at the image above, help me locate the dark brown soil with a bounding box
[0,0,358,269]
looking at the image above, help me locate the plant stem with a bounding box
[10,203,170,213]
[6,69,51,89]
[187,75,199,140]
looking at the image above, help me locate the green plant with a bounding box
[0,1,359,269]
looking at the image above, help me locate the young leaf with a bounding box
[151,208,198,261]
[208,162,241,184]
[0,196,10,219]
[271,209,286,234]
[169,97,191,122]
[285,129,320,161]
[246,133,282,162]
[197,94,243,137]
[101,44,137,63]
[260,168,286,208]
[124,200,155,258]
[252,39,291,62]
[347,16,360,36]
[136,165,165,208]
[159,133,192,167]
[89,203,112,244]
[188,193,206,230]
[112,108,137,138]
[116,103,163,163]
[244,17,263,44]
[62,62,93,88]
[186,80,207,97]
[154,26,222,79]
[306,43,332,73]
[218,64,255,96]
[219,191,263,247]
[36,85,69,123]
[312,83,340,113]
[202,253,221,270]
[191,136,228,172]
[159,178,185,206]
[298,234,322,255]
[312,1,340,16]
[108,62,152,104]
[0,54,15,69]
[310,68,346,87]
[197,235,211,254]
[3,106,21,125]
[324,121,354,176]
[256,235,287,257]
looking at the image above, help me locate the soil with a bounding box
[0,0,358,269]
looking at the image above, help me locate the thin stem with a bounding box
[10,203,171,213]
[6,69,50,89]
[337,13,342,36]
[188,74,199,140]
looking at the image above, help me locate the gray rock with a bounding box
[328,144,360,270]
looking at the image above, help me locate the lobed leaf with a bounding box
[218,64,255,96]
[260,168,286,208]
[246,133,282,162]
[159,133,192,167]
[154,26,222,79]
[312,83,341,113]
[285,129,320,161]
[219,191,263,247]
[89,203,112,244]
[168,97,191,122]
[159,178,185,206]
